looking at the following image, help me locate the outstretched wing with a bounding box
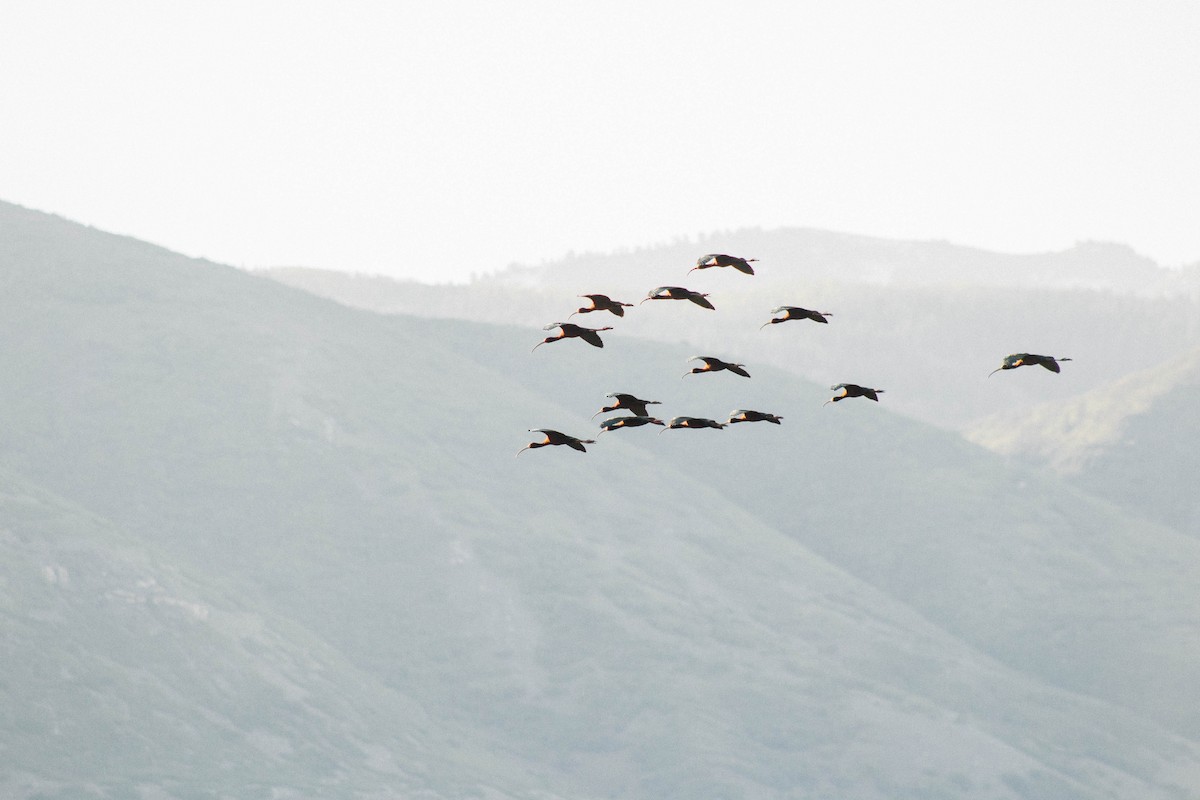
[727,364,751,378]
[688,293,716,310]
[731,259,755,275]
[579,329,605,348]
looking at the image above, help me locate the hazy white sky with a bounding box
[3,1,1198,282]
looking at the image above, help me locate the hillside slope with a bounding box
[967,346,1200,535]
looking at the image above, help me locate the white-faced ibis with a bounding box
[728,409,783,425]
[591,393,663,419]
[532,322,614,352]
[760,306,832,329]
[988,353,1073,377]
[599,415,665,433]
[640,286,715,310]
[824,384,884,406]
[570,294,634,318]
[516,429,596,456]
[684,356,751,379]
[690,254,757,275]
[661,416,727,432]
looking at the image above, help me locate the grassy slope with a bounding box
[0,470,535,800]
[3,201,1200,798]
[967,347,1200,535]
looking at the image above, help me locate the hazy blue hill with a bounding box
[4,200,1200,798]
[481,228,1180,293]
[264,259,1200,430]
[966,346,1200,536]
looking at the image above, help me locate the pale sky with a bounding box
[3,1,1198,282]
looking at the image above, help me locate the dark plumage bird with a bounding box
[640,286,715,310]
[690,254,758,275]
[516,429,596,456]
[988,353,1073,377]
[599,415,665,433]
[727,409,783,425]
[570,294,634,318]
[760,306,832,329]
[661,416,727,432]
[532,322,614,351]
[684,356,751,378]
[823,383,884,406]
[591,393,663,419]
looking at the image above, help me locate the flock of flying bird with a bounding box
[518,253,1072,455]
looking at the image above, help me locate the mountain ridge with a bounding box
[3,198,1200,798]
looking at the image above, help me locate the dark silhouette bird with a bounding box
[684,356,751,378]
[599,415,665,433]
[690,254,757,275]
[661,416,727,432]
[640,286,715,310]
[532,322,614,351]
[988,353,1073,377]
[728,409,783,425]
[591,393,663,419]
[516,429,596,456]
[760,306,832,329]
[570,294,634,318]
[823,384,884,406]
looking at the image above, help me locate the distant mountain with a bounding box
[265,229,1200,431]
[967,346,1200,536]
[4,200,1200,799]
[484,228,1190,294]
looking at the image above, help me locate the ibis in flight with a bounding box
[570,294,634,318]
[599,415,665,433]
[640,286,716,310]
[690,254,758,275]
[516,429,596,456]
[532,322,614,351]
[824,384,884,406]
[760,306,832,329]
[591,393,663,419]
[661,416,727,431]
[684,356,751,379]
[728,409,783,425]
[988,353,1073,377]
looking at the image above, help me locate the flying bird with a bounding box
[640,286,715,310]
[988,353,1073,377]
[599,415,665,433]
[760,306,832,329]
[661,416,727,432]
[727,409,783,425]
[823,384,884,406]
[532,322,614,351]
[516,429,596,456]
[570,294,634,318]
[690,254,758,275]
[684,356,751,378]
[591,393,663,419]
